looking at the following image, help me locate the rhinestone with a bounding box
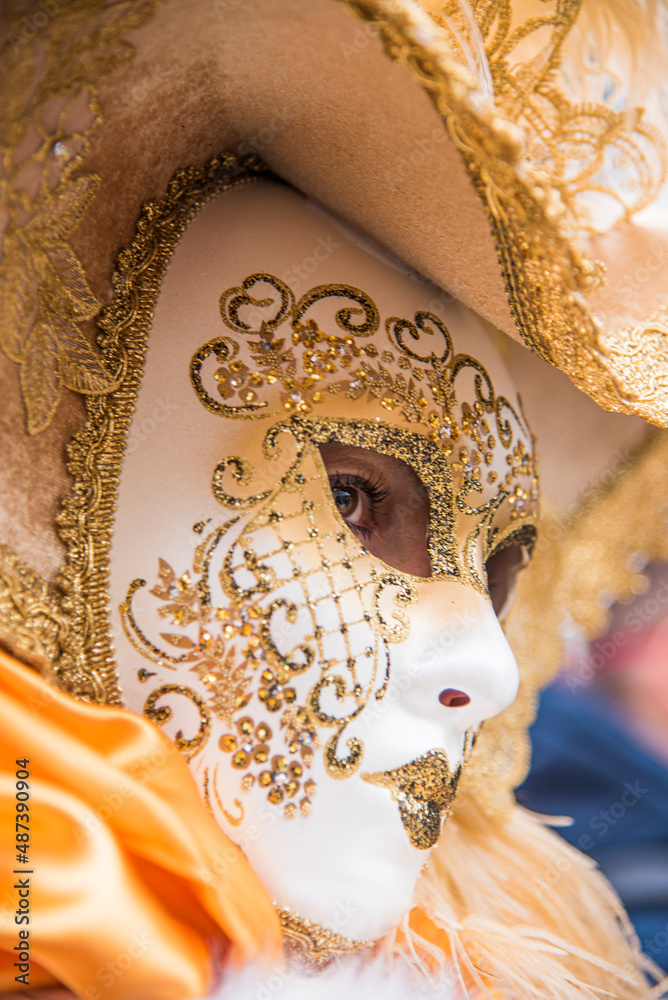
[219,734,237,752]
[268,786,284,804]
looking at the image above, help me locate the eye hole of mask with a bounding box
[485,542,530,618]
[318,443,432,578]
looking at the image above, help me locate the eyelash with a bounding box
[329,472,391,540]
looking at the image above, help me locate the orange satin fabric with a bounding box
[0,650,281,1000]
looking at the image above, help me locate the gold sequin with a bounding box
[38,152,535,832]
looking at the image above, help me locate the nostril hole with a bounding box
[439,688,471,708]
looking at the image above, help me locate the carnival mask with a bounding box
[107,173,538,943]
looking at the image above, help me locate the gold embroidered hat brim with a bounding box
[3,0,668,444]
[83,0,668,427]
[83,0,668,429]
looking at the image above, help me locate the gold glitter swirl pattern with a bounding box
[0,0,163,434]
[118,423,400,808]
[192,273,539,522]
[144,684,212,760]
[278,908,374,970]
[7,151,536,833]
[120,403,533,810]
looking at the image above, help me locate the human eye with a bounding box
[328,472,390,543]
[318,442,431,577]
[484,539,532,618]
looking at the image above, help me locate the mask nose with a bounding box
[439,688,471,707]
[393,578,520,731]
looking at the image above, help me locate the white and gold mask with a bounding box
[107,174,538,944]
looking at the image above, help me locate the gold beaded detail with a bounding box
[278,907,374,969]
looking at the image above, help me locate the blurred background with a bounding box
[501,340,668,974]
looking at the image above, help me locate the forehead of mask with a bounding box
[107,180,534,936]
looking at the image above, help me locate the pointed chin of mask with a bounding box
[108,177,535,942]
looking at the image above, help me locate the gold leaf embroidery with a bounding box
[20,322,63,437]
[58,322,122,395]
[0,0,162,434]
[0,241,34,363]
